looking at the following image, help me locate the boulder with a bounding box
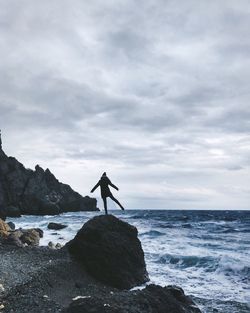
[7,221,15,230]
[64,284,201,313]
[67,215,149,289]
[20,229,42,246]
[48,241,62,249]
[6,229,24,246]
[4,228,43,246]
[48,222,67,230]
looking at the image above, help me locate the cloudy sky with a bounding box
[0,0,250,209]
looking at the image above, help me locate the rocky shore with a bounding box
[0,215,202,313]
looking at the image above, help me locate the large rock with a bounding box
[20,229,42,246]
[64,284,201,313]
[48,222,67,230]
[0,133,98,217]
[67,215,149,289]
[5,228,43,247]
[7,221,15,230]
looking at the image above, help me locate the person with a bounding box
[90,172,125,215]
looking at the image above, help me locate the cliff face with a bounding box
[0,138,98,217]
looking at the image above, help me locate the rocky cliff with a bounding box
[0,133,98,217]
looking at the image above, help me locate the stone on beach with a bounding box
[48,222,67,230]
[0,220,43,247]
[67,214,149,289]
[19,228,43,246]
[48,241,62,249]
[7,222,15,230]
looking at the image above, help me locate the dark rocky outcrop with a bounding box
[0,133,98,217]
[67,215,149,289]
[48,222,67,230]
[64,284,201,313]
[0,206,21,218]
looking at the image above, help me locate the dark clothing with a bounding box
[91,176,118,198]
[91,175,124,215]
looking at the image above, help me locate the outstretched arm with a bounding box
[108,179,119,191]
[90,181,100,193]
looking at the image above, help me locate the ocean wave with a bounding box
[156,223,174,228]
[181,223,192,228]
[141,230,165,237]
[216,256,250,279]
[156,253,250,280]
[217,227,240,233]
[157,253,219,270]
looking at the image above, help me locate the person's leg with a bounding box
[109,195,125,210]
[102,197,108,215]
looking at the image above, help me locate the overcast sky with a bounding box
[0,0,250,209]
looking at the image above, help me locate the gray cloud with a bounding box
[0,0,250,209]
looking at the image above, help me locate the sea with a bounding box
[8,209,250,313]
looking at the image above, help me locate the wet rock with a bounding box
[6,230,24,247]
[5,228,43,246]
[48,241,62,249]
[64,284,201,313]
[67,215,149,289]
[55,243,62,249]
[7,221,15,230]
[34,228,44,238]
[48,222,67,230]
[20,229,41,246]
[48,241,55,249]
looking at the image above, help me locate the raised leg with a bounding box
[109,195,125,211]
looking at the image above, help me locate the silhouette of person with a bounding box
[90,172,125,215]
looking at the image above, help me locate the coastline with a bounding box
[1,210,249,313]
[0,215,202,313]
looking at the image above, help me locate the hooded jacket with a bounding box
[91,175,118,198]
